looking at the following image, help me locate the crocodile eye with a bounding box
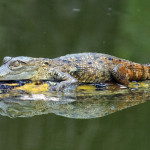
[9,60,24,70]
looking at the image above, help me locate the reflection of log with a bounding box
[0,81,148,119]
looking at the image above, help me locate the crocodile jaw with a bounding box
[0,63,38,81]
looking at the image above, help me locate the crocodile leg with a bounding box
[48,69,78,92]
[111,65,129,86]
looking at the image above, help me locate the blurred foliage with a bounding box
[0,0,125,58]
[0,0,149,63]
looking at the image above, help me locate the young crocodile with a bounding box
[0,53,149,91]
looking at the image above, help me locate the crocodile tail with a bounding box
[112,62,150,85]
[144,64,150,80]
[127,63,150,81]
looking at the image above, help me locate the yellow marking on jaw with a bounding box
[15,82,49,94]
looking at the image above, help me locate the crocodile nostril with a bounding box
[2,56,12,64]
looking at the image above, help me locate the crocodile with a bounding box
[0,53,149,91]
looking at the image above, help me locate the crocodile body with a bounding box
[0,53,149,91]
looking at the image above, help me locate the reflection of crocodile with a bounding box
[0,81,149,118]
[0,53,150,91]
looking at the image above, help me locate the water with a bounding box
[0,82,148,119]
[0,0,150,150]
[0,81,150,150]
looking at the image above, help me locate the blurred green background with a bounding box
[0,0,150,150]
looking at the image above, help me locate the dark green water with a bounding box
[0,0,150,150]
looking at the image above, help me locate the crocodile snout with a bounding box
[0,64,11,80]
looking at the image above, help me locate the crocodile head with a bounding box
[0,56,39,80]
